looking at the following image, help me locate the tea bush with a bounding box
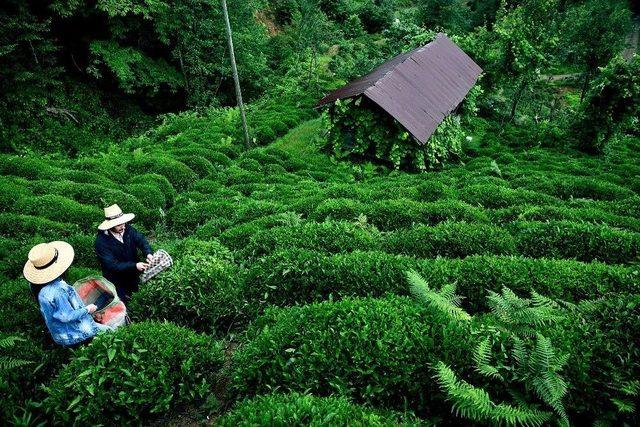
[511,220,640,264]
[491,205,640,233]
[458,184,560,208]
[242,249,639,314]
[0,214,79,240]
[242,221,383,257]
[128,173,176,207]
[43,322,224,424]
[218,212,303,251]
[126,184,167,210]
[128,255,243,334]
[311,198,489,230]
[384,222,516,258]
[231,296,472,415]
[126,155,198,191]
[217,393,417,426]
[15,195,102,232]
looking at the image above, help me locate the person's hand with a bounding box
[86,304,98,314]
[136,262,149,272]
[146,253,154,263]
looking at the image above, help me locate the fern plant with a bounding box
[0,335,33,372]
[407,271,571,426]
[406,270,471,322]
[434,361,552,427]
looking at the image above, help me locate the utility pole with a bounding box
[221,0,251,150]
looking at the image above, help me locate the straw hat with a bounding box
[98,204,135,231]
[23,241,75,285]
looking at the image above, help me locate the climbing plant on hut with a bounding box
[324,87,480,171]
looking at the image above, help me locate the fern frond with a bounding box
[620,380,640,396]
[433,361,552,427]
[473,337,503,380]
[0,335,25,349]
[611,398,636,413]
[406,270,471,322]
[488,288,564,335]
[527,334,568,421]
[0,356,33,371]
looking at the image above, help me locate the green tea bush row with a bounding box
[15,195,102,232]
[242,221,383,257]
[458,183,560,208]
[128,254,242,334]
[126,155,198,191]
[231,296,472,415]
[218,212,303,251]
[43,322,224,424]
[511,220,640,264]
[310,198,489,230]
[0,177,32,212]
[491,205,640,233]
[243,249,638,314]
[128,173,176,207]
[217,393,416,426]
[0,213,80,240]
[26,180,159,228]
[509,175,635,201]
[384,222,516,258]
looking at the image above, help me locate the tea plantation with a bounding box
[1,111,639,425]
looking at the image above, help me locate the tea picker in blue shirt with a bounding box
[24,241,112,348]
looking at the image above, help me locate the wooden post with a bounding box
[221,0,251,149]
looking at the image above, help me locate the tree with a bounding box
[492,0,560,121]
[560,0,632,101]
[575,55,640,153]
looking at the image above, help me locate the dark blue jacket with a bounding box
[94,225,152,293]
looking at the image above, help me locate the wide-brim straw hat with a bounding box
[98,204,135,231]
[23,241,75,285]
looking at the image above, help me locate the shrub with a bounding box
[490,205,640,233]
[384,222,516,258]
[128,257,242,334]
[458,184,559,208]
[73,157,129,183]
[126,184,167,210]
[0,279,44,340]
[0,177,32,212]
[219,212,303,251]
[43,322,224,424]
[15,196,102,232]
[242,221,383,257]
[167,199,238,235]
[171,237,233,262]
[175,155,215,178]
[0,214,79,240]
[217,393,415,426]
[126,155,198,191]
[27,180,159,229]
[510,175,635,201]
[510,220,640,264]
[0,156,55,180]
[129,173,176,207]
[195,218,236,239]
[0,333,68,423]
[231,296,472,415]
[242,249,639,315]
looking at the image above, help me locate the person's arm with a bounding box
[131,226,152,257]
[95,238,137,273]
[49,291,89,323]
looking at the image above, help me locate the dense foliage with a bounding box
[1,0,638,424]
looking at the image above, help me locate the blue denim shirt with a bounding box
[38,278,105,347]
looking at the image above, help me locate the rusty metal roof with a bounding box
[316,33,482,144]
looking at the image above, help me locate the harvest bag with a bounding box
[73,276,127,328]
[140,249,173,283]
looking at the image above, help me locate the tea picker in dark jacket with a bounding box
[95,204,153,303]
